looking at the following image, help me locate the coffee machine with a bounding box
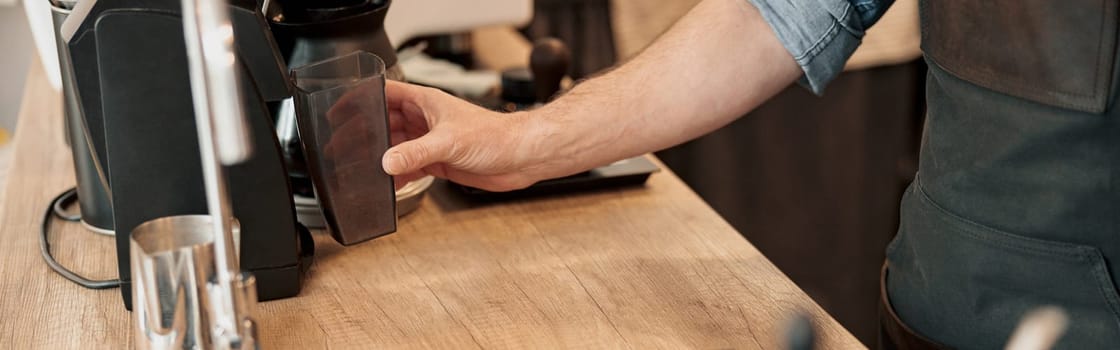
[60,0,399,309]
[264,0,411,231]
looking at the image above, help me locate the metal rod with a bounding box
[179,0,255,346]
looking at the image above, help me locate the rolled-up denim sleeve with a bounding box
[748,0,894,94]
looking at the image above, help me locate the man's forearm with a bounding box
[378,0,805,191]
[525,0,801,178]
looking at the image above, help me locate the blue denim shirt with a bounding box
[749,0,894,94]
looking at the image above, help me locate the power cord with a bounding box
[39,187,121,289]
[51,188,81,222]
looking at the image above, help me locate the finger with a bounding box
[388,108,407,132]
[326,81,380,128]
[331,79,377,109]
[382,131,453,176]
[390,130,409,147]
[325,99,358,129]
[322,116,370,160]
[385,80,424,110]
[441,168,534,192]
[386,81,443,127]
[393,171,427,190]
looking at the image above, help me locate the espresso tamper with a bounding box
[529,38,571,103]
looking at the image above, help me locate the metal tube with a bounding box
[179,0,257,347]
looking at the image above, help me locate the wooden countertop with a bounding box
[0,62,862,349]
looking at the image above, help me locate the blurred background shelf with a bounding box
[0,3,32,130]
[0,2,33,201]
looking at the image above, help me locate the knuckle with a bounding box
[416,86,441,105]
[408,143,430,166]
[421,85,445,97]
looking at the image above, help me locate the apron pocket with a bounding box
[921,0,1118,113]
[885,182,1120,348]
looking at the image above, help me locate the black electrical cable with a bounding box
[39,187,121,289]
[51,187,81,221]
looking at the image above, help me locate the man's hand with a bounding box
[376,0,800,193]
[379,81,551,192]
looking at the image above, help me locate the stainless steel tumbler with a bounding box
[130,215,258,350]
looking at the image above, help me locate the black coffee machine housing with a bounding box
[64,0,314,310]
[267,0,404,230]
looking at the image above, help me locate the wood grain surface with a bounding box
[0,62,863,349]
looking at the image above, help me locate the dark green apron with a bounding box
[883,0,1120,348]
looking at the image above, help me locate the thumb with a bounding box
[382,132,453,176]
